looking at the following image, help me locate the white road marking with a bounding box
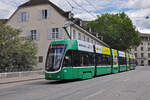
[146,82,150,86]
[83,89,105,100]
[123,79,130,82]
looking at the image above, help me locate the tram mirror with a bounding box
[65,56,69,60]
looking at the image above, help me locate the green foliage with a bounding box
[87,12,141,51]
[0,22,37,72]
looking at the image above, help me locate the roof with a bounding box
[70,22,110,47]
[19,0,69,18]
[0,19,8,24]
[139,33,150,37]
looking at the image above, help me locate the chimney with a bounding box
[68,12,74,19]
[89,27,92,32]
[80,20,82,27]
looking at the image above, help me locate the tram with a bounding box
[45,40,136,80]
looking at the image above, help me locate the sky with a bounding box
[0,0,150,33]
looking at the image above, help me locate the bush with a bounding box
[0,22,37,73]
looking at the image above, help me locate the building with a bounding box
[0,19,8,24]
[131,33,150,66]
[6,0,108,70]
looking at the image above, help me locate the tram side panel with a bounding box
[118,51,127,72]
[129,54,135,70]
[126,53,130,71]
[111,49,119,74]
[95,45,112,76]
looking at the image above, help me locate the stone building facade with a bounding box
[131,33,150,66]
[6,0,108,70]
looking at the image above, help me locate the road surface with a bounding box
[1,66,150,100]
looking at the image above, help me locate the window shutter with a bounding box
[26,30,31,37]
[47,8,50,19]
[36,30,40,40]
[26,12,29,21]
[48,29,52,40]
[25,30,31,39]
[72,30,74,40]
[17,12,22,22]
[76,31,78,40]
[58,28,62,39]
[38,10,42,20]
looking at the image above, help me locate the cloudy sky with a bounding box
[0,0,150,33]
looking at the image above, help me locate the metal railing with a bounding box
[0,70,44,79]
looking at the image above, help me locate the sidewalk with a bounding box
[0,75,44,84]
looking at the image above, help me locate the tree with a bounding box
[87,12,141,51]
[0,22,37,73]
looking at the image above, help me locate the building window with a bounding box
[141,53,144,58]
[148,48,150,51]
[73,30,76,39]
[91,39,93,44]
[148,53,150,58]
[141,47,143,51]
[39,56,43,63]
[20,12,28,22]
[134,47,137,51]
[52,28,59,39]
[141,42,143,45]
[148,42,150,45]
[78,33,81,40]
[87,37,89,42]
[31,30,37,40]
[148,60,150,65]
[83,35,86,41]
[141,60,144,66]
[42,9,48,19]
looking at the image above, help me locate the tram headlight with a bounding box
[64,70,67,72]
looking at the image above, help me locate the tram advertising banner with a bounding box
[112,49,118,67]
[118,51,125,57]
[95,45,111,55]
[126,53,130,66]
[77,40,94,52]
[129,54,134,60]
[133,55,135,59]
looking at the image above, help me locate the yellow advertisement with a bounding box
[130,54,133,59]
[126,53,129,66]
[113,50,117,56]
[95,45,111,55]
[102,46,111,55]
[113,49,118,67]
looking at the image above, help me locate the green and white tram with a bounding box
[45,40,95,80]
[45,40,136,80]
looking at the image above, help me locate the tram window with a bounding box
[82,52,94,66]
[72,51,81,67]
[63,50,95,67]
[62,51,72,67]
[118,57,126,65]
[96,54,111,66]
[129,58,134,65]
[72,51,95,67]
[113,56,117,65]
